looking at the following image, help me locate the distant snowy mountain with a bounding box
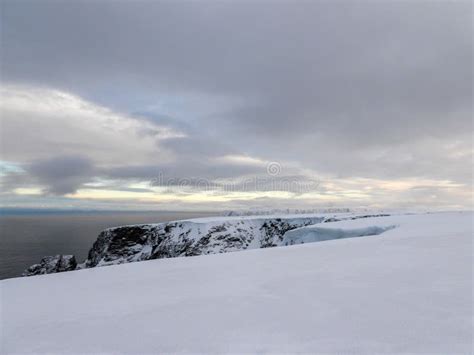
[222,207,352,216]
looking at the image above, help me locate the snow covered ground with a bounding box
[1,212,472,354]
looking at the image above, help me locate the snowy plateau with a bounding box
[1,211,472,354]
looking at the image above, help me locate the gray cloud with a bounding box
[27,155,96,195]
[1,1,472,208]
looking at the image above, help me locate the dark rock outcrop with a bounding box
[22,255,77,276]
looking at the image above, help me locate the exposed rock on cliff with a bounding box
[23,213,391,276]
[83,216,325,268]
[22,255,77,276]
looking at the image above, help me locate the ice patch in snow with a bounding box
[282,224,396,245]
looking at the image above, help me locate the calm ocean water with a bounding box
[0,210,216,280]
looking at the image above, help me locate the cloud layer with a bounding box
[1,1,472,210]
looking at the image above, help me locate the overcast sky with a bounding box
[1,0,472,211]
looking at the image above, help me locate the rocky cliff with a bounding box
[83,216,326,268]
[22,213,389,276]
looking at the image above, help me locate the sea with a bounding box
[0,210,217,280]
